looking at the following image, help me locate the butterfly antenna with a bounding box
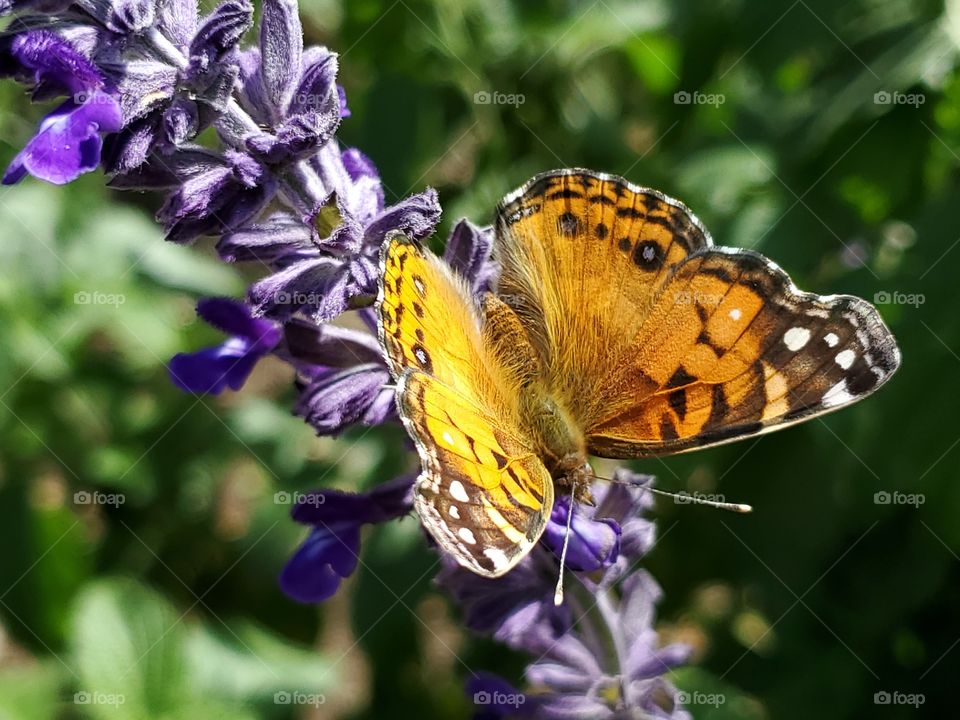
[553,483,578,607]
[594,474,752,513]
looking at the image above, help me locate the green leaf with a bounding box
[186,620,336,702]
[69,578,189,720]
[0,663,63,720]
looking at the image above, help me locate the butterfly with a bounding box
[376,169,901,578]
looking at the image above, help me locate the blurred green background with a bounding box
[1,0,958,717]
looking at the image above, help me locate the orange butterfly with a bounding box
[376,169,900,577]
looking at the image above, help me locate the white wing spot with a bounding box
[448,505,460,520]
[442,431,455,447]
[823,379,854,407]
[824,332,839,347]
[729,308,742,321]
[783,327,811,351]
[484,547,509,570]
[449,480,469,503]
[458,527,477,544]
[835,349,856,370]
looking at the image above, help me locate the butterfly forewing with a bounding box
[495,169,712,426]
[376,233,554,577]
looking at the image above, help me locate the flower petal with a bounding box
[3,93,122,185]
[279,523,360,603]
[294,365,391,435]
[258,0,302,117]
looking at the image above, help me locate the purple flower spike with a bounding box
[542,497,621,572]
[280,473,414,603]
[168,298,281,394]
[3,92,122,185]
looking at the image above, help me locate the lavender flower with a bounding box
[283,314,395,434]
[168,297,280,394]
[1,30,121,184]
[280,473,414,603]
[451,471,692,720]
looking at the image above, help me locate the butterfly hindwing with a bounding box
[587,249,900,456]
[398,370,553,576]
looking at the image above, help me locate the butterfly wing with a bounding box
[494,169,900,457]
[586,250,900,456]
[397,370,553,575]
[377,233,553,576]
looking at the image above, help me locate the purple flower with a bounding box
[246,188,441,321]
[443,476,691,720]
[232,0,341,166]
[168,297,281,394]
[282,317,395,434]
[3,92,122,185]
[102,0,254,172]
[521,571,693,719]
[0,29,103,101]
[438,551,573,645]
[155,148,276,243]
[280,473,414,603]
[444,219,498,295]
[542,496,621,572]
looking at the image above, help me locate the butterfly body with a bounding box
[377,169,900,578]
